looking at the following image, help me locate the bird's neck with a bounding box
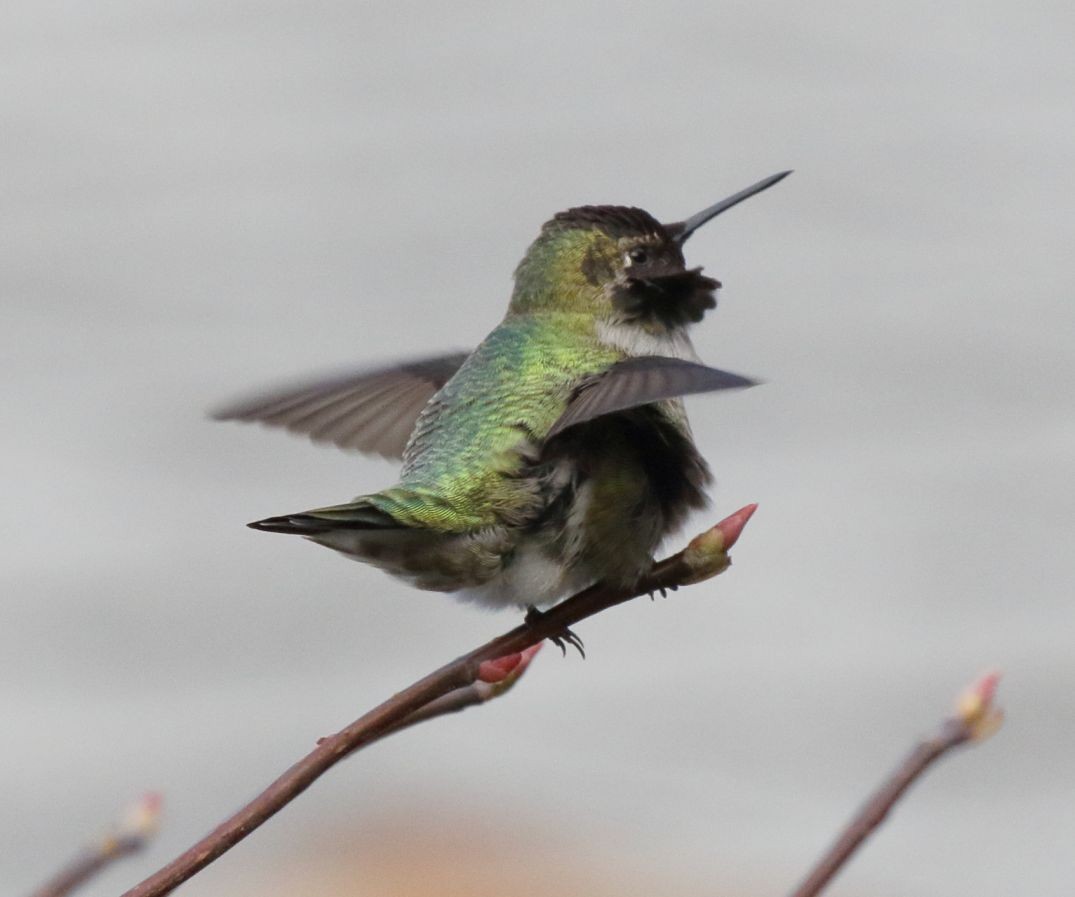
[594,317,700,361]
[509,230,608,315]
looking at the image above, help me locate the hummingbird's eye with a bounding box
[626,248,648,266]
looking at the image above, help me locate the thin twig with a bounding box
[788,671,1004,897]
[121,504,757,897]
[28,793,161,897]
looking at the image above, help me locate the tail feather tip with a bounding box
[247,515,312,533]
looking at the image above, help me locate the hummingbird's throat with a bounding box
[609,268,720,328]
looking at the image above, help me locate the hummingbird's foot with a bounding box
[524,605,585,659]
[647,583,679,600]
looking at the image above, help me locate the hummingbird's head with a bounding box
[509,172,790,334]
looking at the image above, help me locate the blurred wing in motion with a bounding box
[548,355,757,439]
[211,352,469,459]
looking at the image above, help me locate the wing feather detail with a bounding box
[548,355,757,439]
[211,352,469,459]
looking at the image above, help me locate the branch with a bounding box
[121,504,757,897]
[27,793,161,897]
[788,671,1004,897]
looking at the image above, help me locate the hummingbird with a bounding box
[213,172,789,612]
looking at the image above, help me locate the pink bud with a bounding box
[715,503,758,550]
[955,670,1004,742]
[477,643,542,683]
[971,670,1001,705]
[117,791,163,840]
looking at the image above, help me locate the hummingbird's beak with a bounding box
[670,171,792,243]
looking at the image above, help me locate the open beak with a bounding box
[669,170,792,243]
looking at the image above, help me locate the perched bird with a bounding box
[214,172,789,611]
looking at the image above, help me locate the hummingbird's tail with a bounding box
[248,501,398,534]
[246,495,502,595]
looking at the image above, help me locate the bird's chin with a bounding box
[610,268,720,328]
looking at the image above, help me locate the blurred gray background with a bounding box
[4,2,1073,895]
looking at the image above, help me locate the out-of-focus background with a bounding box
[4,2,1073,895]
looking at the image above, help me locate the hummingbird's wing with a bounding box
[210,352,469,459]
[547,355,756,439]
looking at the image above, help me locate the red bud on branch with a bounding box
[477,644,543,698]
[715,503,757,550]
[102,792,162,857]
[954,670,1004,742]
[681,503,757,584]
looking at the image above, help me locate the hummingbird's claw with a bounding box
[647,583,679,599]
[524,606,585,659]
[553,628,586,659]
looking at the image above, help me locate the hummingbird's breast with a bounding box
[551,403,710,573]
[459,401,711,608]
